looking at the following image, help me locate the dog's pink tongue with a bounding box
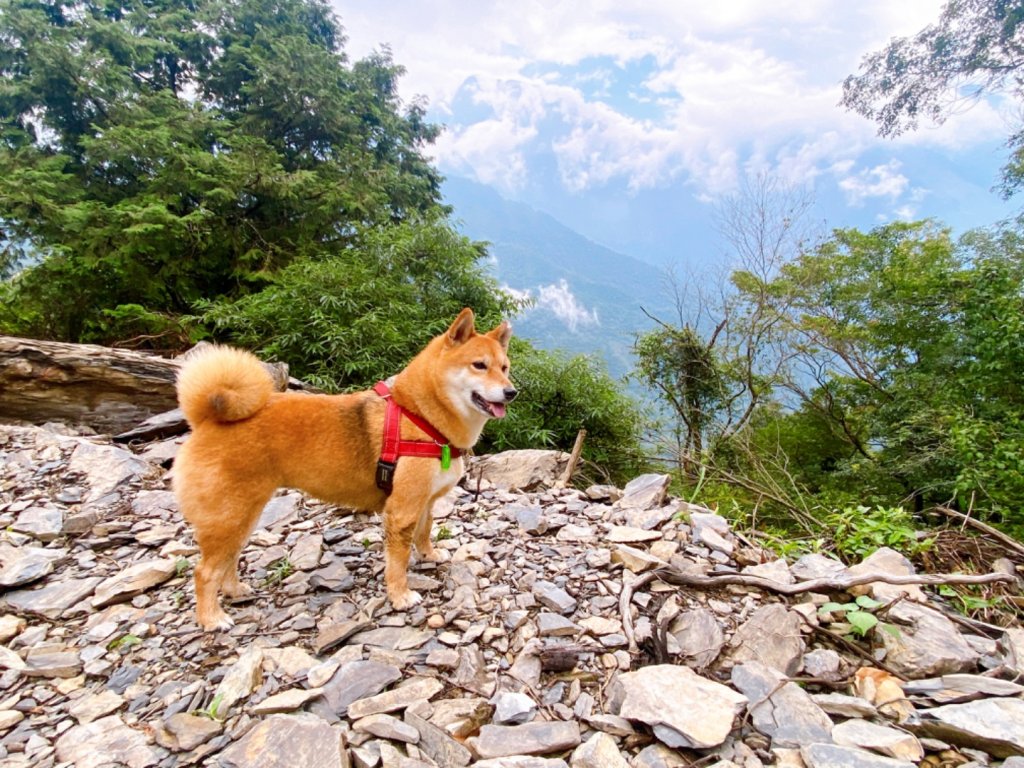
[489,401,507,419]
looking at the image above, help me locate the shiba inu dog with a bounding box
[172,308,515,630]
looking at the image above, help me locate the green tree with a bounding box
[196,218,520,391]
[0,0,441,343]
[842,0,1024,194]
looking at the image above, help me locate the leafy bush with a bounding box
[196,219,519,390]
[826,504,931,563]
[482,341,648,485]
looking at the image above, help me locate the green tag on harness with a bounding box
[441,444,451,471]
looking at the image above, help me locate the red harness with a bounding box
[373,381,461,493]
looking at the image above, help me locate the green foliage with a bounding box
[482,340,648,485]
[841,0,1024,195]
[197,218,518,390]
[263,557,294,587]
[818,595,898,639]
[827,505,931,563]
[0,0,443,344]
[107,634,143,652]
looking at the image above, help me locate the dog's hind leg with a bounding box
[188,487,272,631]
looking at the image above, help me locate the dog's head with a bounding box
[442,308,517,420]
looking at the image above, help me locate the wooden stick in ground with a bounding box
[620,567,1016,653]
[555,428,587,488]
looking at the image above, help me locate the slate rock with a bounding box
[728,603,805,675]
[470,721,582,760]
[321,660,402,716]
[912,697,1024,758]
[492,691,538,724]
[832,719,923,762]
[154,713,222,752]
[570,731,629,767]
[472,450,570,491]
[4,575,104,618]
[218,713,349,768]
[405,708,474,766]
[616,664,746,749]
[91,557,177,608]
[801,743,916,768]
[55,714,159,768]
[731,661,833,748]
[616,474,670,510]
[347,675,444,718]
[533,580,577,614]
[880,601,979,677]
[669,607,724,670]
[0,546,62,587]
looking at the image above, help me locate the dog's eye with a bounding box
[472,361,488,371]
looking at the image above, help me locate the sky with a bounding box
[333,1,1021,270]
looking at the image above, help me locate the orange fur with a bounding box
[172,308,515,631]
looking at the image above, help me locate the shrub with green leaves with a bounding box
[482,341,648,485]
[196,218,520,390]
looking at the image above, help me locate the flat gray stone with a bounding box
[4,576,104,618]
[731,662,833,748]
[405,708,473,766]
[912,698,1024,758]
[354,712,420,743]
[91,557,177,608]
[347,675,444,718]
[0,545,63,587]
[470,721,582,760]
[219,713,348,768]
[475,759,569,768]
[880,601,979,677]
[669,607,724,670]
[832,719,923,762]
[533,580,577,614]
[154,713,222,752]
[570,731,629,767]
[728,603,805,675]
[790,553,847,581]
[616,474,670,510]
[616,664,746,749]
[801,743,916,768]
[321,660,402,715]
[12,504,64,541]
[55,714,159,768]
[537,612,578,637]
[492,691,537,724]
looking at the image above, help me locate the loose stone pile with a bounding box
[1,423,1023,768]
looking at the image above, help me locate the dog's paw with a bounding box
[419,548,450,564]
[200,611,235,632]
[390,589,423,611]
[222,581,254,599]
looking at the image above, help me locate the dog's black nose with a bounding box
[504,387,518,402]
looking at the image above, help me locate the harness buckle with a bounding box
[375,459,397,492]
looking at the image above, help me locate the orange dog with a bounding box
[173,309,515,630]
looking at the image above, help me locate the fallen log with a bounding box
[0,336,296,436]
[0,336,182,434]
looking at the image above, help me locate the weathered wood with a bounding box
[0,336,182,434]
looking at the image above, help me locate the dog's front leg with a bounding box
[382,491,426,610]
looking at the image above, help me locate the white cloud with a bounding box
[335,1,1006,201]
[504,280,600,332]
[837,160,909,206]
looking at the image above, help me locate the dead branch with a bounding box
[620,566,1016,653]
[555,429,587,488]
[933,506,1024,560]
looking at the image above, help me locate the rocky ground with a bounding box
[2,422,1024,768]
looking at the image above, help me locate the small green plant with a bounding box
[938,584,1001,616]
[263,557,294,586]
[107,634,142,652]
[175,557,190,578]
[818,595,899,639]
[361,537,373,549]
[827,505,932,562]
[197,693,225,721]
[435,525,453,541]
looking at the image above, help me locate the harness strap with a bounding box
[373,381,461,493]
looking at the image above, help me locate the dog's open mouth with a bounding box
[472,392,507,419]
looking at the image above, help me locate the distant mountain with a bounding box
[442,177,675,380]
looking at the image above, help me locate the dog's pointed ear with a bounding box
[447,308,476,346]
[487,320,513,350]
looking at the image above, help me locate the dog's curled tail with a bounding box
[176,345,274,428]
